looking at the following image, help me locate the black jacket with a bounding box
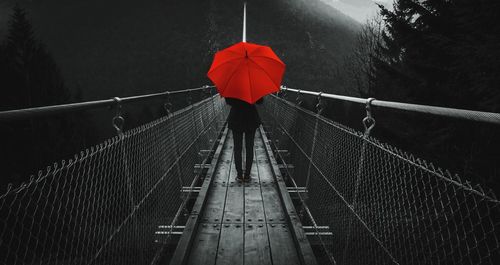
[225,97,264,132]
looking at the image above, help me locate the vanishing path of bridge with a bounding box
[170,128,316,265]
[0,86,499,265]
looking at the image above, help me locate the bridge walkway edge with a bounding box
[169,125,318,265]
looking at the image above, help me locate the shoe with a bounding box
[243,174,251,182]
[236,173,244,181]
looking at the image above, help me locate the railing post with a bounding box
[205,85,219,148]
[299,93,324,220]
[164,93,187,216]
[342,98,376,264]
[279,85,288,100]
[295,89,303,107]
[204,85,215,120]
[112,97,134,208]
[304,93,324,188]
[188,90,201,166]
[112,97,143,263]
[270,91,280,147]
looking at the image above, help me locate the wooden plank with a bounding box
[256,133,286,223]
[215,224,244,265]
[222,185,244,223]
[170,127,229,265]
[244,150,265,223]
[203,134,233,223]
[246,139,260,184]
[259,126,319,265]
[221,151,244,223]
[213,132,233,183]
[186,224,221,265]
[254,134,274,184]
[202,187,228,223]
[267,223,301,265]
[261,187,286,224]
[244,187,265,223]
[244,224,272,265]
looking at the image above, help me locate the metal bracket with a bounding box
[316,92,324,115]
[204,85,212,98]
[163,91,173,115]
[279,85,287,98]
[296,90,303,106]
[112,97,125,136]
[362,98,376,137]
[186,90,193,105]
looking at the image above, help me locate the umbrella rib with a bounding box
[224,49,245,56]
[248,58,283,88]
[208,57,243,75]
[220,59,247,95]
[248,55,285,66]
[246,62,254,103]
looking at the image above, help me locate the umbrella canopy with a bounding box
[207,41,285,104]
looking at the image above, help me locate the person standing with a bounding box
[225,97,264,182]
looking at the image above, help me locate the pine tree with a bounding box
[0,5,84,188]
[371,0,500,192]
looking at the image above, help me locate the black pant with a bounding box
[232,129,256,175]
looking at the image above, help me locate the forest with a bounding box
[0,0,499,195]
[337,0,500,194]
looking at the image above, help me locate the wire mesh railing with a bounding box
[0,93,228,265]
[260,94,500,265]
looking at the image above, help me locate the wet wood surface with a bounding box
[182,129,314,265]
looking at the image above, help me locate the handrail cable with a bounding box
[280,86,500,125]
[0,85,215,121]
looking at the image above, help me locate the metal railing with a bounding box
[2,83,499,265]
[0,86,215,121]
[280,86,500,125]
[0,87,229,265]
[260,93,500,265]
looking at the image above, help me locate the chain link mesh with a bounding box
[260,94,500,265]
[0,94,228,265]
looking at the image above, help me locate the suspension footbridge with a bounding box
[0,86,499,265]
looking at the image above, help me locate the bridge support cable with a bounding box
[341,97,399,265]
[168,127,230,264]
[263,96,338,265]
[280,86,500,125]
[0,91,228,265]
[260,94,500,265]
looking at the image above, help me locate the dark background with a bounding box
[0,0,499,196]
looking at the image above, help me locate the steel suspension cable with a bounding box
[280,86,500,125]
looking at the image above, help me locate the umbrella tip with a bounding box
[243,2,247,42]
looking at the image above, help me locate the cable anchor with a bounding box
[112,97,125,137]
[362,98,376,137]
[316,92,324,115]
[296,90,303,106]
[279,85,287,98]
[163,91,172,115]
[187,90,193,106]
[204,85,212,98]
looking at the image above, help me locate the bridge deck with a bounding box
[170,127,317,265]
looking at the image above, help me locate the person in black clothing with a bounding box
[225,97,264,181]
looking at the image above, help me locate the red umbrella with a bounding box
[207,41,285,104]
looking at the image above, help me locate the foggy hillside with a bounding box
[0,0,360,100]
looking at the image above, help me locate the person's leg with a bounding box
[244,129,256,177]
[232,130,244,178]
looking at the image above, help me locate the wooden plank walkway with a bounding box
[170,127,317,265]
